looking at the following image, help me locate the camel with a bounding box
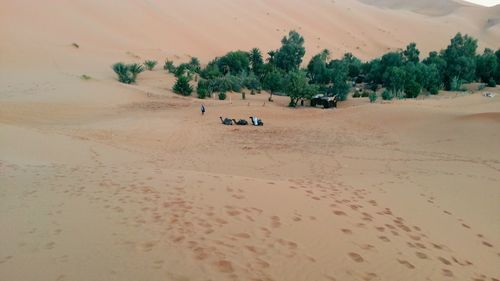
[249,116,264,126]
[232,119,249,126]
[219,117,233,125]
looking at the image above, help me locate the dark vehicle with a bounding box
[310,94,338,109]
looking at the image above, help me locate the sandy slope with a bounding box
[1,1,500,281]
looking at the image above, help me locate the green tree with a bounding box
[307,49,330,84]
[423,51,446,85]
[328,60,350,101]
[383,66,406,97]
[402,42,420,63]
[442,33,478,89]
[274,31,306,72]
[495,49,500,84]
[189,57,201,73]
[197,79,211,99]
[173,75,193,96]
[342,52,362,80]
[200,60,222,79]
[284,70,315,107]
[476,48,498,84]
[262,68,284,101]
[249,48,264,76]
[217,51,250,75]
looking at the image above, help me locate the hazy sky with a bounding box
[463,0,500,6]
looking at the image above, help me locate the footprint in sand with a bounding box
[378,236,390,242]
[348,252,364,263]
[341,229,353,235]
[233,233,251,239]
[214,260,234,273]
[482,241,493,248]
[415,252,428,259]
[333,210,346,216]
[441,268,454,277]
[438,257,452,265]
[397,259,415,269]
[45,242,55,250]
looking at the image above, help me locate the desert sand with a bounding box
[1,1,500,281]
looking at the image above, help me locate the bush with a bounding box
[112,62,144,84]
[173,76,193,96]
[218,92,227,100]
[381,90,394,100]
[210,75,243,93]
[404,80,422,98]
[197,79,210,99]
[242,72,261,91]
[487,78,496,87]
[353,90,361,98]
[144,60,157,71]
[369,92,378,103]
[164,60,176,73]
[361,91,370,98]
[450,76,462,91]
[429,86,439,95]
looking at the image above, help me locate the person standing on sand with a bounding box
[201,104,206,115]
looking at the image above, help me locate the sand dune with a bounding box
[1,1,500,281]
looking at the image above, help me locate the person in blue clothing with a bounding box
[200,104,206,115]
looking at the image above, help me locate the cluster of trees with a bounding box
[113,31,499,106]
[170,31,320,106]
[362,34,500,99]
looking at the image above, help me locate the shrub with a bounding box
[404,80,422,98]
[450,76,461,91]
[353,90,361,98]
[144,60,157,71]
[112,62,130,83]
[242,72,261,91]
[71,43,79,48]
[128,63,144,78]
[164,60,176,73]
[210,75,242,93]
[80,74,91,80]
[189,57,201,73]
[197,79,210,99]
[361,91,370,98]
[218,91,227,100]
[429,86,439,95]
[112,62,144,84]
[369,92,378,103]
[381,90,394,100]
[173,76,193,96]
[487,78,496,87]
